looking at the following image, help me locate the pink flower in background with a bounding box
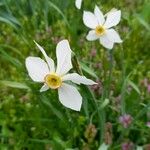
[90,80,103,95]
[140,78,150,93]
[146,122,150,127]
[147,84,150,93]
[90,48,97,57]
[119,114,132,128]
[122,142,134,150]
[144,78,148,87]
[93,62,102,69]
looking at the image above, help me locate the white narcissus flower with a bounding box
[75,0,83,9]
[25,40,97,111]
[83,5,122,49]
[105,8,118,17]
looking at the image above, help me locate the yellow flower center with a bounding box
[95,26,105,36]
[44,73,62,89]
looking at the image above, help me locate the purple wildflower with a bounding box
[119,114,132,128]
[146,122,150,127]
[147,84,150,93]
[122,142,134,150]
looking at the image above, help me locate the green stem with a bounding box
[107,49,113,98]
[120,45,126,114]
[72,54,104,143]
[98,49,114,144]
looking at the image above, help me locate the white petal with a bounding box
[94,5,105,25]
[34,41,55,73]
[83,11,99,29]
[105,8,118,17]
[106,29,122,43]
[25,57,49,82]
[56,40,72,76]
[58,83,82,111]
[100,35,114,49]
[104,10,121,29]
[75,0,82,9]
[86,30,99,41]
[63,73,97,85]
[40,84,49,92]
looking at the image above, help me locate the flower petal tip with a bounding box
[94,5,99,10]
[75,0,82,10]
[94,82,98,85]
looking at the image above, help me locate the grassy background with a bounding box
[0,0,150,149]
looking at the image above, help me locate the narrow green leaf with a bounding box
[1,13,21,27]
[136,146,143,150]
[40,95,65,122]
[101,98,109,109]
[0,2,4,6]
[98,143,109,150]
[0,16,17,29]
[135,14,150,32]
[48,1,70,28]
[0,48,22,68]
[0,44,24,58]
[127,79,140,94]
[0,80,30,90]
[80,62,98,79]
[28,138,51,144]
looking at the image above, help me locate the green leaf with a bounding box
[98,143,109,150]
[0,80,30,90]
[40,95,66,122]
[28,138,51,144]
[101,98,109,109]
[135,14,150,32]
[0,44,24,58]
[127,79,141,94]
[48,1,70,28]
[0,48,22,68]
[80,62,98,79]
[0,16,17,29]
[1,13,21,26]
[0,2,4,6]
[65,148,79,150]
[136,146,143,150]
[0,13,21,29]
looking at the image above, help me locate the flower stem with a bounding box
[72,54,103,143]
[120,45,126,114]
[107,49,113,98]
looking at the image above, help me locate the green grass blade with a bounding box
[0,80,30,90]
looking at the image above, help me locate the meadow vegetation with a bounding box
[0,0,150,149]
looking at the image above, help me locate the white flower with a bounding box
[75,0,83,9]
[105,8,118,17]
[25,40,97,111]
[83,5,122,49]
